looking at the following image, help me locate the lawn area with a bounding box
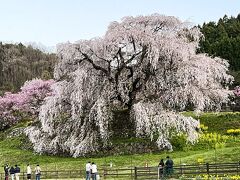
[0,112,240,174]
[0,139,240,173]
[182,111,240,133]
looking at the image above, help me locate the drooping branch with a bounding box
[26,14,233,157]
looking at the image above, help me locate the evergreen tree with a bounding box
[199,13,240,84]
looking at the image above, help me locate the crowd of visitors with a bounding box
[4,157,172,180]
[3,164,41,180]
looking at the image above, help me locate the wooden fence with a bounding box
[0,162,239,179]
[135,162,240,179]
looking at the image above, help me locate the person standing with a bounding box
[165,156,174,176]
[4,164,9,180]
[14,165,20,180]
[9,166,15,180]
[85,162,92,180]
[91,162,97,180]
[26,164,32,180]
[158,159,165,177]
[35,165,41,180]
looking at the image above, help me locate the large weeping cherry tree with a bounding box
[26,14,233,157]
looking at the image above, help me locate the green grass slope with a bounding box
[0,112,239,173]
[183,111,240,133]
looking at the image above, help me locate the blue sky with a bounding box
[0,0,239,47]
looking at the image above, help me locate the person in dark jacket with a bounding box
[9,166,15,180]
[158,159,165,177]
[14,165,20,180]
[165,156,174,176]
[4,164,9,180]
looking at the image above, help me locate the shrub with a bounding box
[197,132,230,149]
[227,129,240,136]
[197,157,204,164]
[200,124,208,132]
[170,133,188,151]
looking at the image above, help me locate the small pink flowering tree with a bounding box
[0,79,55,130]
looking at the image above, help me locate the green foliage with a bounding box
[198,14,240,85]
[227,128,240,136]
[200,124,208,132]
[170,133,188,151]
[183,112,240,134]
[196,132,230,149]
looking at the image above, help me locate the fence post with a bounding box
[180,164,183,175]
[103,167,106,179]
[134,167,137,180]
[131,168,133,180]
[206,163,210,177]
[238,161,240,175]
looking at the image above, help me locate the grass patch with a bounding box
[0,136,239,173]
[0,112,240,173]
[183,111,240,133]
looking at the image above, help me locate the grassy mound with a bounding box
[183,111,240,133]
[0,112,239,173]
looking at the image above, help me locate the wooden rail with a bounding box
[135,162,240,179]
[0,162,239,179]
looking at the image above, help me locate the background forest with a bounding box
[199,14,240,85]
[0,43,56,95]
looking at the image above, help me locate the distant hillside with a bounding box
[0,42,57,94]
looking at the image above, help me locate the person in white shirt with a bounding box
[91,162,97,180]
[35,165,41,180]
[85,162,92,180]
[26,164,31,180]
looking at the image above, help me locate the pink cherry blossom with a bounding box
[0,79,55,130]
[26,14,233,156]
